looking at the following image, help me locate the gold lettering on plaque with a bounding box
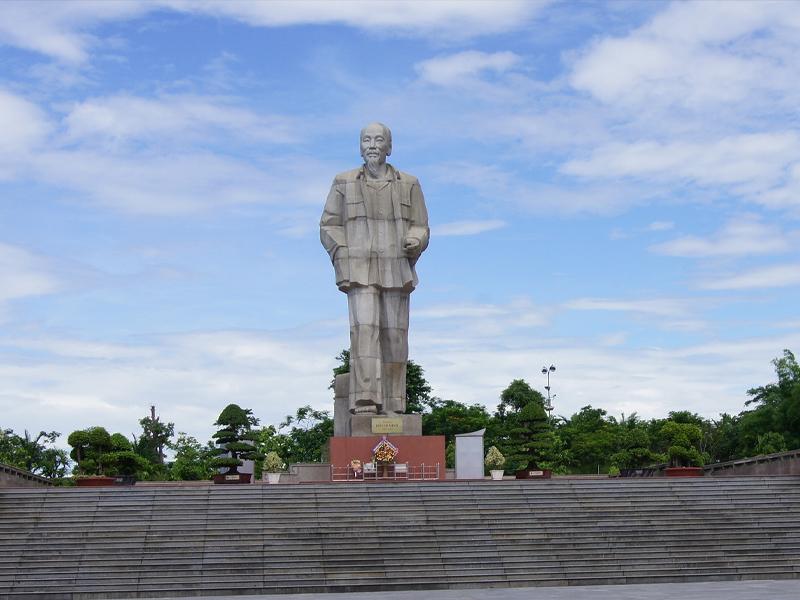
[372,417,403,434]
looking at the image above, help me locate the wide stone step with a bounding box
[2,478,800,598]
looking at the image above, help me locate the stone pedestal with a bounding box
[333,373,350,437]
[349,413,422,437]
[333,372,422,436]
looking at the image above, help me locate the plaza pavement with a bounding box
[143,579,800,600]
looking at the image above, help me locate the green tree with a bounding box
[739,349,800,454]
[210,404,262,475]
[657,420,707,467]
[169,433,216,481]
[329,349,350,389]
[67,427,149,478]
[134,407,174,469]
[706,413,741,463]
[491,379,559,472]
[609,414,662,470]
[496,379,543,419]
[506,396,555,472]
[0,428,70,479]
[559,406,617,473]
[421,398,490,466]
[278,405,333,464]
[754,431,788,455]
[67,426,113,476]
[405,360,433,413]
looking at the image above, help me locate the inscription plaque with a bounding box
[372,417,403,434]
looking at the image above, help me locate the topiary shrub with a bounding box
[210,404,263,475]
[67,427,148,479]
[67,426,113,476]
[659,421,707,467]
[263,451,284,473]
[484,446,506,471]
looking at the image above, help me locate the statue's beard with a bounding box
[365,157,384,178]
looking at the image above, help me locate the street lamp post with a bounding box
[541,364,556,416]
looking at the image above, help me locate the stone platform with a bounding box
[131,580,800,600]
[3,478,800,598]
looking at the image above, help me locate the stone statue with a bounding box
[320,123,429,416]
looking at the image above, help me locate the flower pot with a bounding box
[665,466,704,477]
[76,476,117,487]
[212,473,252,484]
[490,470,504,481]
[266,472,281,485]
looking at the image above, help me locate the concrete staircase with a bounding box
[1,477,799,598]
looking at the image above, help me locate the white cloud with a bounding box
[32,150,330,216]
[435,219,506,236]
[415,298,549,335]
[570,2,800,111]
[564,297,693,318]
[0,1,546,62]
[415,326,800,421]
[562,133,800,189]
[415,51,521,87]
[651,215,793,258]
[3,306,798,448]
[0,1,148,63]
[701,264,800,290]
[0,89,52,179]
[170,1,547,40]
[647,221,674,232]
[0,328,338,445]
[0,243,60,322]
[63,94,296,146]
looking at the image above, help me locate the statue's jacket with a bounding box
[320,164,429,292]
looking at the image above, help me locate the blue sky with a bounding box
[1,1,799,445]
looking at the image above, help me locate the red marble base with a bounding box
[328,435,446,480]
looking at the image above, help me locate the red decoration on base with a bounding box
[328,435,445,480]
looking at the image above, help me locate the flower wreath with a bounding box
[372,436,399,464]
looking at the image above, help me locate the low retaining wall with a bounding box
[705,449,800,476]
[0,463,52,488]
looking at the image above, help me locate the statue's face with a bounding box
[360,123,391,165]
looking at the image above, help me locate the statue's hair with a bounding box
[360,122,392,145]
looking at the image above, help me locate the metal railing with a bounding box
[331,462,440,482]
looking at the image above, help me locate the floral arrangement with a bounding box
[350,459,362,475]
[372,436,398,464]
[484,446,506,470]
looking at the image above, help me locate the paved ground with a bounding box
[144,580,800,600]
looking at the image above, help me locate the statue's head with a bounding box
[360,122,392,171]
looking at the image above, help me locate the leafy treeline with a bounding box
[1,350,797,480]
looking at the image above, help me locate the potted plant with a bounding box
[210,404,262,484]
[659,421,706,477]
[485,446,506,480]
[69,427,146,486]
[263,451,284,484]
[607,465,621,478]
[107,451,150,485]
[510,400,554,479]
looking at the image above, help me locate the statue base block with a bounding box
[347,413,422,437]
[327,435,445,480]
